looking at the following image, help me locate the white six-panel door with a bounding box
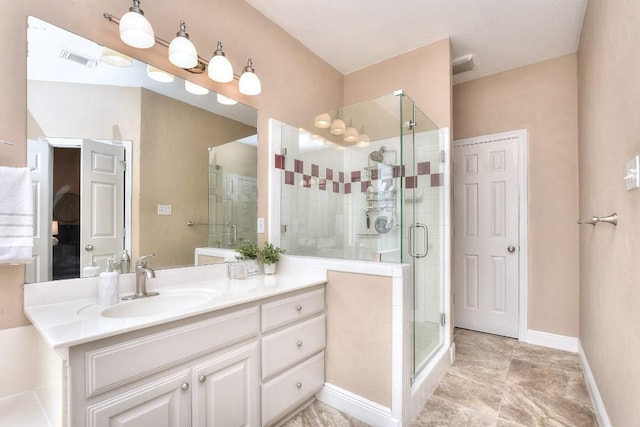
[81,139,125,270]
[453,135,520,338]
[27,139,52,283]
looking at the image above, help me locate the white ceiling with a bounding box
[245,0,587,84]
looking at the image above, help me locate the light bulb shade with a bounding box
[208,42,234,83]
[168,22,198,69]
[147,65,174,83]
[344,126,358,143]
[356,133,370,147]
[217,93,238,105]
[119,2,155,49]
[239,59,261,95]
[101,47,132,67]
[314,113,331,129]
[330,118,345,135]
[185,80,209,95]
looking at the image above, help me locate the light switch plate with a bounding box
[257,217,265,234]
[157,204,172,215]
[625,156,640,191]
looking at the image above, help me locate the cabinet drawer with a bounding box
[261,352,324,426]
[261,314,325,380]
[261,288,324,333]
[85,307,258,397]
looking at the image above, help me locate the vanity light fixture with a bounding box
[314,113,331,129]
[238,59,261,96]
[146,64,174,83]
[105,1,261,95]
[185,80,209,95]
[356,126,370,147]
[217,93,238,105]
[330,116,346,135]
[118,0,155,49]
[101,46,132,67]
[208,42,234,83]
[343,120,359,143]
[168,21,198,69]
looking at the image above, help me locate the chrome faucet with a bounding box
[122,254,159,300]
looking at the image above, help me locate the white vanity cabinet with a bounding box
[70,307,260,427]
[260,288,326,426]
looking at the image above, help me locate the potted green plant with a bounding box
[258,242,285,275]
[233,240,260,277]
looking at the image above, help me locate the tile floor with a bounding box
[284,328,598,426]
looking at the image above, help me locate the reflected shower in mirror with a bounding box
[26,16,258,283]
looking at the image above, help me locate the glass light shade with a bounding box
[185,80,209,95]
[330,118,345,135]
[119,10,155,49]
[217,93,238,105]
[208,52,234,83]
[356,132,370,147]
[101,47,132,67]
[314,113,331,129]
[51,220,59,236]
[169,35,198,69]
[344,126,358,143]
[239,70,261,95]
[147,65,174,83]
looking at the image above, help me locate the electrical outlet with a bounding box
[157,204,172,215]
[625,156,640,191]
[257,217,265,234]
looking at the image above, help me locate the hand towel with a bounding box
[0,166,34,264]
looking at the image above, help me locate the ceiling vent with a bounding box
[452,54,475,75]
[59,49,99,69]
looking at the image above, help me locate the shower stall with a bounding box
[277,91,448,380]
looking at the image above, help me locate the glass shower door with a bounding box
[399,93,446,378]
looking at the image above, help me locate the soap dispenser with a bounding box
[120,249,131,273]
[98,258,119,306]
[82,254,100,278]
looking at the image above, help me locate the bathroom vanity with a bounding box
[24,263,327,427]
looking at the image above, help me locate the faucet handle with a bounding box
[136,254,156,268]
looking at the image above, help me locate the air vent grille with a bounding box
[452,54,475,75]
[59,49,98,69]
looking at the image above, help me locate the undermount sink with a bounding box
[78,288,221,319]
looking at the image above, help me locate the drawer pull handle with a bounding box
[181,382,190,391]
[199,375,206,383]
[296,382,302,389]
[297,340,303,347]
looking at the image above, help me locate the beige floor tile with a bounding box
[411,395,496,427]
[433,368,504,416]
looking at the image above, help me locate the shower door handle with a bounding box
[228,224,237,245]
[408,223,429,258]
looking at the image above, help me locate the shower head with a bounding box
[369,146,386,163]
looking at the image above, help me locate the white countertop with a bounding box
[24,263,327,350]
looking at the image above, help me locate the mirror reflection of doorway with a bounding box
[26,138,130,283]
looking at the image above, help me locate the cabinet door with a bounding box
[192,342,259,427]
[86,370,191,427]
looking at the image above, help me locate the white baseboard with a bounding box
[578,341,612,427]
[524,329,578,353]
[316,383,400,427]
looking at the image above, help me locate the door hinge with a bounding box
[281,224,287,233]
[280,148,288,156]
[440,313,446,326]
[440,150,446,163]
[120,160,127,171]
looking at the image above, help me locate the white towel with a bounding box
[0,166,34,264]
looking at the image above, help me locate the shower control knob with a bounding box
[507,246,516,253]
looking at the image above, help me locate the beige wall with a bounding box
[453,55,580,337]
[139,89,255,268]
[578,1,640,424]
[325,271,392,408]
[344,38,452,130]
[0,0,344,329]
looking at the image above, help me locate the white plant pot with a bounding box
[263,263,277,275]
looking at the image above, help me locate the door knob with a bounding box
[84,244,94,251]
[507,246,516,253]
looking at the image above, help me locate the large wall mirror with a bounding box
[26,16,258,283]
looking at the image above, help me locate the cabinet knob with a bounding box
[297,340,303,347]
[199,375,206,383]
[296,305,303,311]
[296,382,302,389]
[181,382,189,391]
